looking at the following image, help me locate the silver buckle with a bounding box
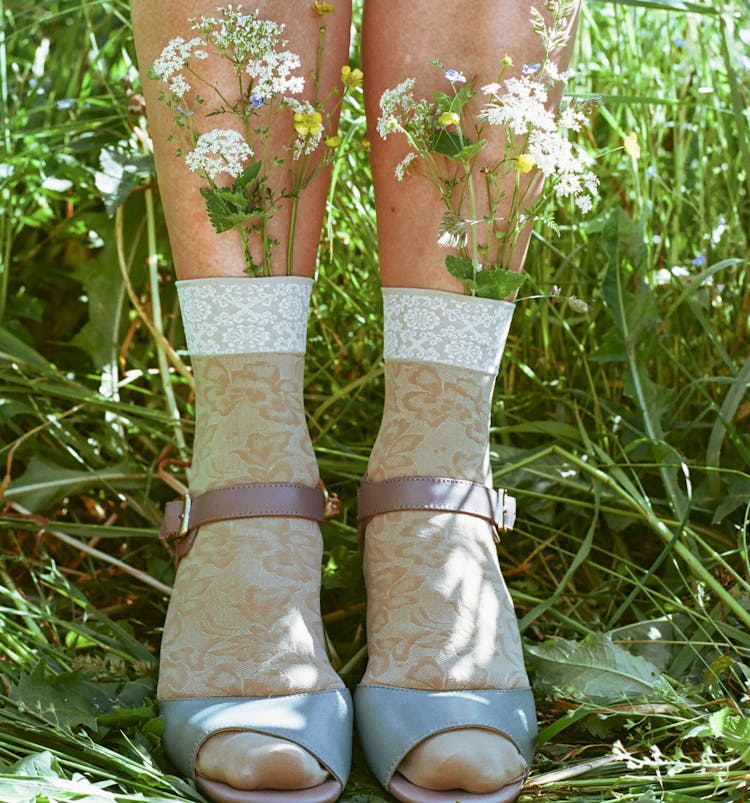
[492,489,516,541]
[178,493,192,537]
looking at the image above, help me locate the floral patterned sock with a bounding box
[159,276,343,791]
[362,287,530,793]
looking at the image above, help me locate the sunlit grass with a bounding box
[0,0,748,800]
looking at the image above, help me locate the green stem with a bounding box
[144,188,187,454]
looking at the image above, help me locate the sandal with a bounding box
[354,476,536,803]
[159,481,353,803]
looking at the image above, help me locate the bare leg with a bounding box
[364,0,580,289]
[362,0,580,793]
[131,1,351,792]
[131,0,350,279]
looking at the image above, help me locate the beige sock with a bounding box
[159,276,342,791]
[362,288,530,792]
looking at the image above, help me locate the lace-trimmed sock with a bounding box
[362,287,530,793]
[160,276,343,792]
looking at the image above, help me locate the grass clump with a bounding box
[0,0,749,800]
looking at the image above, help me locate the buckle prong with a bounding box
[178,493,192,537]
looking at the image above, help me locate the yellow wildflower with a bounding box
[516,153,535,173]
[439,111,460,127]
[325,135,341,148]
[341,65,363,87]
[624,132,640,159]
[361,138,371,152]
[294,110,323,137]
[312,2,334,15]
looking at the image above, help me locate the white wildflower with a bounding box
[481,82,502,96]
[394,152,417,181]
[481,76,554,135]
[377,79,416,139]
[247,50,304,98]
[185,128,253,179]
[152,36,208,95]
[192,7,285,63]
[558,103,588,131]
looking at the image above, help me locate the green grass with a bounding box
[1,0,749,800]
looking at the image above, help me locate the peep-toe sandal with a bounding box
[159,482,353,803]
[355,475,536,803]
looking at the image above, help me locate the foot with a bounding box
[399,730,526,792]
[158,350,344,792]
[362,351,532,794]
[196,732,329,790]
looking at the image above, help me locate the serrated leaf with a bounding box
[526,633,675,704]
[10,660,98,731]
[200,186,257,233]
[476,268,526,300]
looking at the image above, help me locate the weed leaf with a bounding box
[526,633,675,704]
[95,149,154,217]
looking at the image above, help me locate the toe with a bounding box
[196,731,329,791]
[399,729,526,793]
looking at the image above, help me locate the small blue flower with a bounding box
[646,165,657,180]
[56,98,74,110]
[672,35,686,49]
[175,104,193,116]
[691,253,707,267]
[522,63,541,76]
[444,69,466,84]
[250,94,266,109]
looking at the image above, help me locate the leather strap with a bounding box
[357,475,516,553]
[160,482,327,566]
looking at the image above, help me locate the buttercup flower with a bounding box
[294,110,323,136]
[624,132,640,159]
[502,54,513,67]
[312,1,334,14]
[444,69,466,83]
[325,135,341,148]
[439,111,460,127]
[516,153,536,173]
[289,100,324,157]
[341,65,364,87]
[185,128,253,180]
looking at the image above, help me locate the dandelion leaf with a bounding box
[476,268,526,300]
[525,632,674,704]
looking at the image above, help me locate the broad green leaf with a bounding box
[445,255,475,283]
[8,751,63,779]
[200,186,259,233]
[476,268,526,300]
[430,128,464,158]
[10,661,98,731]
[95,149,154,217]
[6,455,143,512]
[526,633,675,704]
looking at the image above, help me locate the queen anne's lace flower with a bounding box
[394,152,417,182]
[247,50,304,98]
[185,128,253,179]
[152,36,208,95]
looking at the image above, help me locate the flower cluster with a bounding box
[151,5,362,277]
[374,3,598,298]
[151,36,208,96]
[184,128,253,180]
[482,76,598,211]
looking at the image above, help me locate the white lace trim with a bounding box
[382,288,514,374]
[176,276,312,356]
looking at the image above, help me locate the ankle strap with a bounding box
[161,482,327,566]
[357,476,516,552]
